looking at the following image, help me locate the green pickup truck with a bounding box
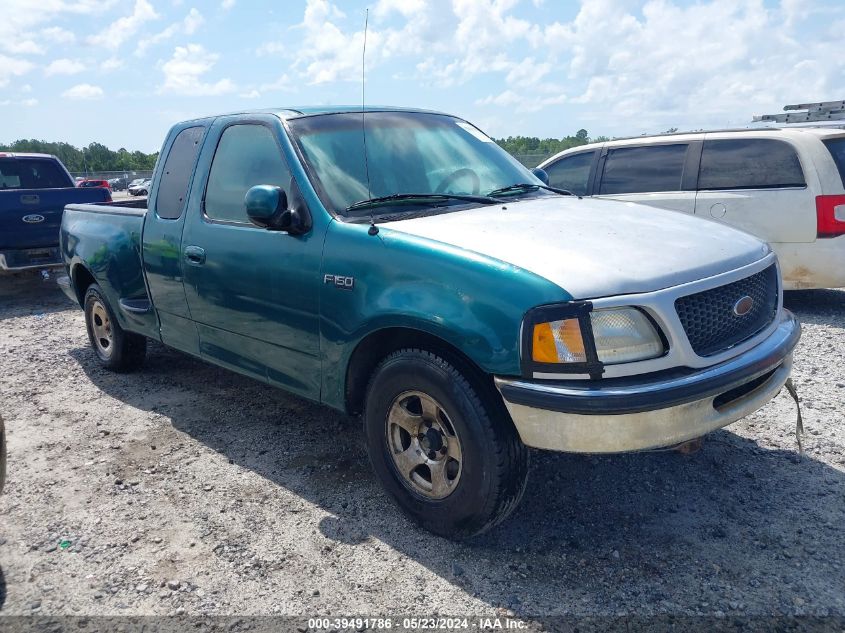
[59,107,800,537]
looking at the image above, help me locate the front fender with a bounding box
[319,220,570,409]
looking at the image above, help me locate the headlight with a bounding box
[589,308,664,364]
[528,306,664,369]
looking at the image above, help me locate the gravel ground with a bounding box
[0,271,843,623]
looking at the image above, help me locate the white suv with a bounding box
[539,127,845,289]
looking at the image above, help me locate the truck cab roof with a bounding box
[0,152,60,160]
[178,106,451,125]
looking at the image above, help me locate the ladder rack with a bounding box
[753,100,845,123]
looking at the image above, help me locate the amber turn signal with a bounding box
[532,318,587,363]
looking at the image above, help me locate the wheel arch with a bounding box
[70,262,97,307]
[344,326,499,416]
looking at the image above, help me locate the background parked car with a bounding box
[0,153,111,271]
[539,126,845,290]
[128,178,151,196]
[108,177,129,191]
[77,178,111,191]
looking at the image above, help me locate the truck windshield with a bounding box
[0,158,72,189]
[286,111,543,216]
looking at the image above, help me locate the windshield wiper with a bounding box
[346,192,500,213]
[486,183,575,197]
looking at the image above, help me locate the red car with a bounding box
[77,179,111,190]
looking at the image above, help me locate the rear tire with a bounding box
[83,284,146,371]
[364,349,528,539]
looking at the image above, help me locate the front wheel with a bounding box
[83,284,146,371]
[364,349,528,538]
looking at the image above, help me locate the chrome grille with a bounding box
[675,264,778,357]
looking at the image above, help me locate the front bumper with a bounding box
[0,247,62,272]
[495,310,800,453]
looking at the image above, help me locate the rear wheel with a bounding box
[364,349,528,538]
[83,284,146,371]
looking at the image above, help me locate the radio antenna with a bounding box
[361,8,372,202]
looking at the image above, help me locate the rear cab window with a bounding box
[823,137,845,188]
[156,126,206,220]
[544,150,596,196]
[698,138,805,190]
[0,157,72,189]
[598,144,689,194]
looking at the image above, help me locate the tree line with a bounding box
[0,139,158,173]
[493,129,608,156]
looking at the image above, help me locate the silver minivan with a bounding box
[539,127,845,289]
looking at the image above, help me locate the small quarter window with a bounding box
[205,124,292,224]
[544,151,595,196]
[599,144,689,195]
[156,126,205,220]
[698,139,805,190]
[823,138,845,188]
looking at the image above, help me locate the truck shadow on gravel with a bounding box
[784,288,845,328]
[69,342,845,617]
[0,273,75,322]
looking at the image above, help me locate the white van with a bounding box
[539,127,845,289]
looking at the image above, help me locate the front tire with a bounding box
[364,349,528,538]
[83,284,146,371]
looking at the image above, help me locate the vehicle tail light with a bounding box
[816,195,845,238]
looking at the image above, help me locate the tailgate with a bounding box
[0,187,111,250]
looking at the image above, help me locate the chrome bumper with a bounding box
[495,310,800,453]
[0,248,63,272]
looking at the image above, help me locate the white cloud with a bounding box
[533,0,839,130]
[221,0,236,8]
[136,8,205,56]
[239,89,260,98]
[44,58,85,76]
[88,0,159,50]
[184,8,204,34]
[0,54,35,87]
[373,0,426,19]
[41,26,76,45]
[259,74,294,92]
[101,57,124,71]
[0,96,38,107]
[62,83,104,100]
[288,0,535,87]
[476,88,567,113]
[290,0,365,84]
[0,1,106,58]
[158,44,236,96]
[5,40,44,55]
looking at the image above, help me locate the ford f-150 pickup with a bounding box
[59,107,801,537]
[0,152,111,272]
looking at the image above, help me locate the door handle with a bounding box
[183,245,206,265]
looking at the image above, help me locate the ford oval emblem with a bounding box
[22,214,45,224]
[733,295,754,317]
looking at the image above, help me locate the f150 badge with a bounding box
[324,273,355,290]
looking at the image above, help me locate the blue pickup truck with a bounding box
[0,152,111,272]
[59,107,800,537]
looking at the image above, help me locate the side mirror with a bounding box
[531,167,550,186]
[244,185,307,234]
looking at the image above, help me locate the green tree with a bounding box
[0,138,158,172]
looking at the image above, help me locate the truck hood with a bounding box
[379,196,770,299]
